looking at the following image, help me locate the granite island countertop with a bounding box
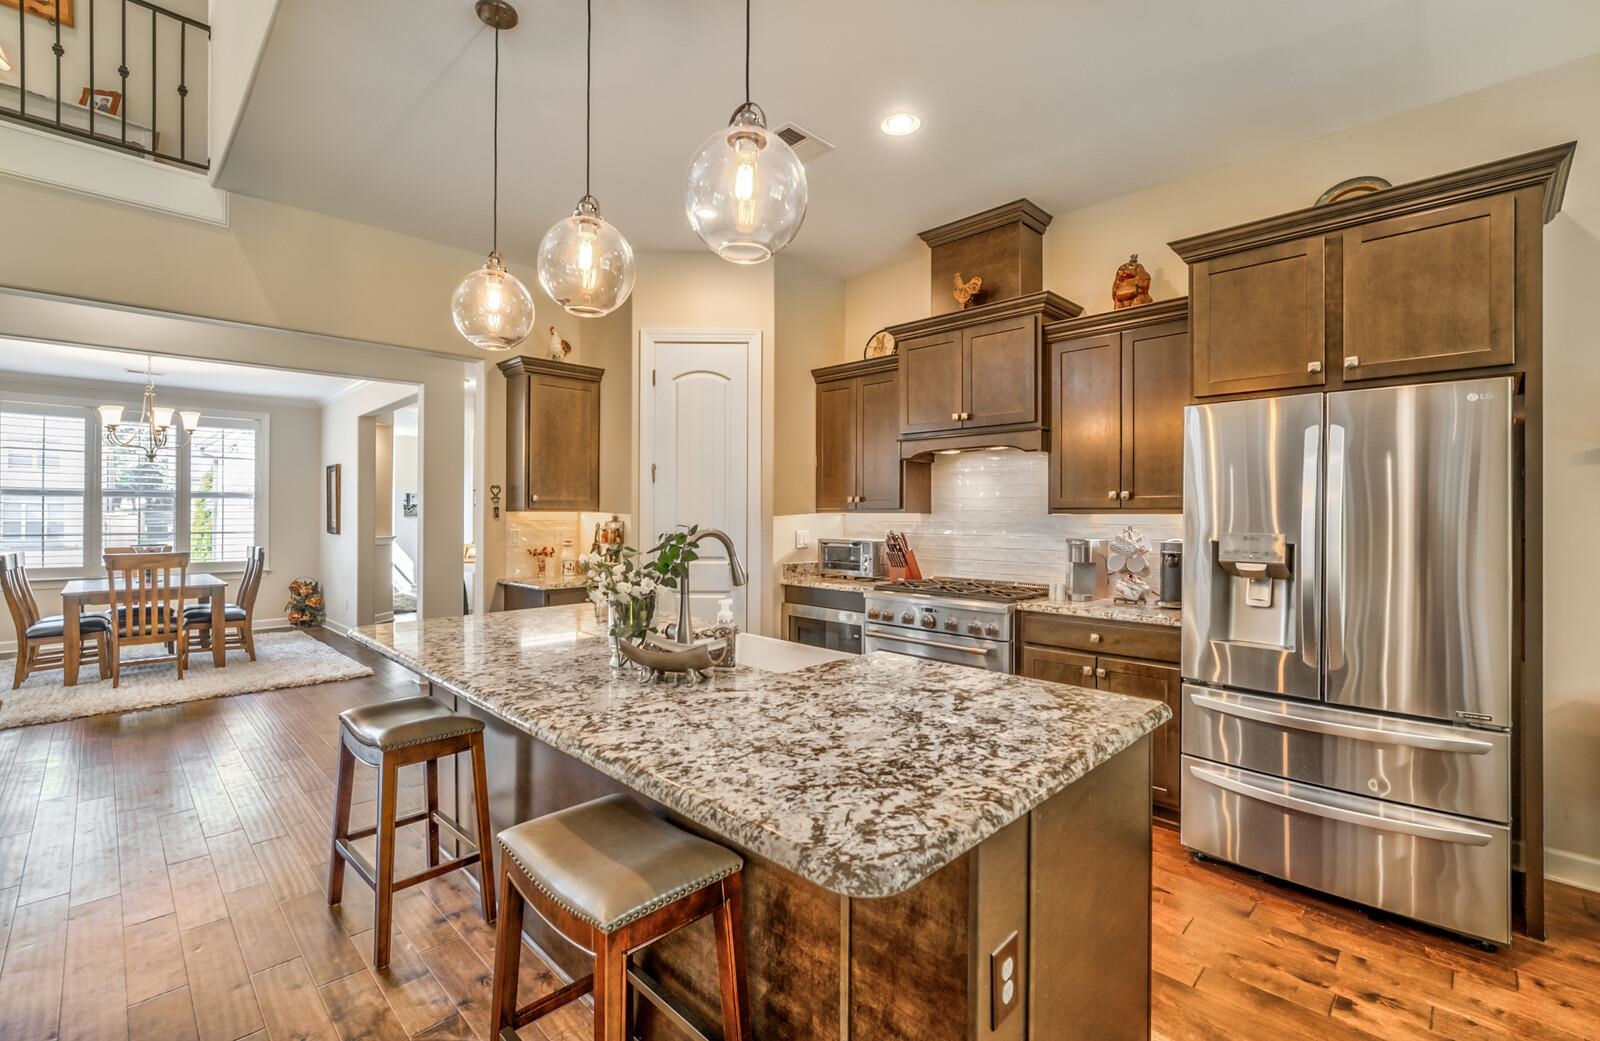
[348,606,1169,900]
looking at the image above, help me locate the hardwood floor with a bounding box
[0,631,1595,1040]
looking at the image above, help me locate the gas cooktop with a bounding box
[871,577,1050,604]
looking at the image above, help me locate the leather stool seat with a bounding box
[498,794,743,933]
[339,695,484,763]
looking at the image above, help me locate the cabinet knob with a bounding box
[951,412,960,421]
[1096,667,1107,679]
[1089,632,1102,644]
[1344,356,1360,369]
[1307,361,1323,374]
[530,494,540,502]
[1107,490,1118,501]
[1120,490,1131,501]
[1081,665,1093,678]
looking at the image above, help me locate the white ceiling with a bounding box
[0,339,366,402]
[218,0,1600,279]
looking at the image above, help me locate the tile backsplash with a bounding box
[842,451,1182,585]
[505,513,583,579]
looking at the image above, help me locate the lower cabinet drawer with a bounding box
[1020,612,1180,663]
[1180,757,1510,944]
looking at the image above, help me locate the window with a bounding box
[0,406,88,568]
[0,399,263,573]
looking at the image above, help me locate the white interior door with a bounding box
[647,339,751,633]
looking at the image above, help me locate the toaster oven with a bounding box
[816,538,887,579]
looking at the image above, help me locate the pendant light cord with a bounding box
[585,0,592,197]
[492,23,501,253]
[744,0,751,104]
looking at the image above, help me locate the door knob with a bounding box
[1120,490,1131,501]
[1307,361,1323,374]
[1344,356,1360,369]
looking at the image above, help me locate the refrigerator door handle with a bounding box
[1299,424,1321,670]
[1187,762,1497,846]
[1188,691,1498,754]
[1325,422,1347,672]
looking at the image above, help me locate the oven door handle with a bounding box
[865,628,996,656]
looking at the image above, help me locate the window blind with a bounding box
[0,405,89,568]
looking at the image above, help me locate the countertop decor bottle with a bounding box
[560,539,577,577]
[704,597,739,669]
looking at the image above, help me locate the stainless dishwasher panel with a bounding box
[1181,757,1510,944]
[1182,685,1510,822]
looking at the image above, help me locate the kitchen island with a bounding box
[349,606,1168,1041]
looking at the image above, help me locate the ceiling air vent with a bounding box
[774,123,834,164]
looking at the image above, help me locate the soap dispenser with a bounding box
[706,597,739,669]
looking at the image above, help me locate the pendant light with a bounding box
[452,0,535,351]
[537,0,636,317]
[684,0,807,264]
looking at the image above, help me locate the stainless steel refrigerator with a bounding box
[1180,376,1515,944]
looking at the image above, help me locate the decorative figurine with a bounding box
[548,325,572,361]
[1315,175,1392,206]
[863,329,896,359]
[1111,254,1153,309]
[1107,526,1156,605]
[952,272,984,309]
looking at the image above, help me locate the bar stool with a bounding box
[327,695,496,968]
[490,794,751,1041]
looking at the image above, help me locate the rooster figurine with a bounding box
[548,326,572,362]
[952,272,984,310]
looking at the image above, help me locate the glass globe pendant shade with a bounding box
[685,102,807,264]
[537,195,636,318]
[452,250,535,351]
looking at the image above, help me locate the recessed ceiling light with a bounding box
[880,112,921,137]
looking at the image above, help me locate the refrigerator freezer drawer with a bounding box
[1182,685,1510,822]
[1181,757,1510,944]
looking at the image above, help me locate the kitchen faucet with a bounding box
[672,528,748,645]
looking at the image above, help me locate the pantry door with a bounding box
[640,330,762,634]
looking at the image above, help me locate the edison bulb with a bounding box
[452,251,535,350]
[537,196,636,318]
[685,102,807,264]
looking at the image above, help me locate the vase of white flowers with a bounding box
[582,549,659,667]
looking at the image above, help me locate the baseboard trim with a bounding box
[1546,846,1600,894]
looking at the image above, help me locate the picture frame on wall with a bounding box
[326,464,342,534]
[1,0,75,28]
[78,87,121,115]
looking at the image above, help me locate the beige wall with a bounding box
[774,257,846,517]
[841,53,1600,885]
[0,368,322,651]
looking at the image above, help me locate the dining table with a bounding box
[59,572,231,685]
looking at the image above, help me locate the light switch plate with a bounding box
[795,529,810,549]
[990,930,1020,1029]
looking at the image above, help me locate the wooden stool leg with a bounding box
[327,741,356,905]
[373,755,400,968]
[713,873,752,1041]
[424,758,441,869]
[469,734,497,924]
[593,934,630,1041]
[490,856,524,1037]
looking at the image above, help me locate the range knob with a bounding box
[967,621,983,635]
[985,622,1001,637]
[945,617,959,631]
[866,608,880,621]
[901,611,915,624]
[921,613,937,629]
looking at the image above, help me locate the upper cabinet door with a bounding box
[526,371,601,510]
[1049,333,1123,511]
[963,315,1040,428]
[1121,319,1189,511]
[1191,236,1327,397]
[814,378,859,512]
[899,331,965,435]
[1340,195,1515,381]
[855,370,905,511]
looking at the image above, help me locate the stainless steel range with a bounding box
[863,578,1048,673]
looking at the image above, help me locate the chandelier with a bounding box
[98,358,200,462]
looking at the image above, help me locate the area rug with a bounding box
[0,629,374,729]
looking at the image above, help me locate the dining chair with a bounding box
[1,553,112,689]
[182,545,266,665]
[103,551,190,688]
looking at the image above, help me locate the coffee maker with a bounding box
[1064,539,1106,602]
[1158,539,1183,608]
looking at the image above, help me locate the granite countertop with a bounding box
[1019,598,1181,628]
[778,563,879,594]
[348,606,1169,899]
[499,575,588,591]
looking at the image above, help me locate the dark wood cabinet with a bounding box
[1019,611,1182,819]
[812,356,931,513]
[498,356,602,511]
[1045,300,1189,513]
[1340,194,1515,381]
[887,292,1081,449]
[1188,236,1326,398]
[499,581,589,610]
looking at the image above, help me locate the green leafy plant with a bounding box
[640,524,699,589]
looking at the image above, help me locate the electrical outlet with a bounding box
[990,931,1020,1029]
[795,529,811,549]
[343,596,351,612]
